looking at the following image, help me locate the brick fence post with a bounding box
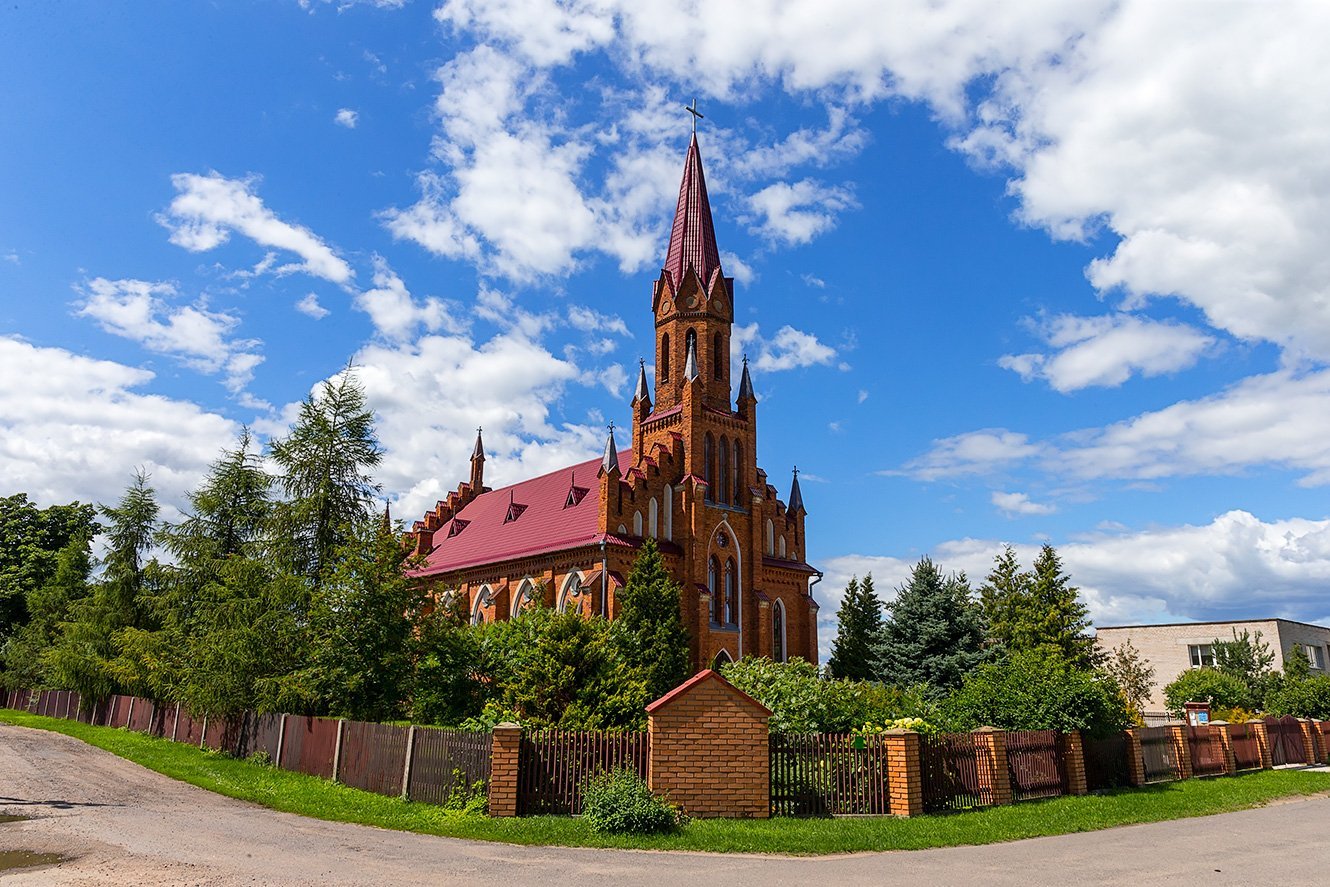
[1168,725,1193,780]
[1062,731,1088,795]
[1215,724,1237,775]
[1251,721,1273,769]
[1298,719,1318,765]
[883,729,923,817]
[488,722,523,817]
[973,727,1013,806]
[1126,729,1147,786]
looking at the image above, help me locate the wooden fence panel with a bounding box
[1227,723,1263,770]
[1083,732,1130,791]
[127,697,155,733]
[338,721,409,797]
[769,733,892,816]
[236,712,283,761]
[279,716,339,779]
[1006,730,1066,801]
[1187,725,1227,776]
[407,728,492,806]
[517,730,648,815]
[1137,726,1180,782]
[176,710,205,747]
[921,732,990,812]
[1264,716,1307,766]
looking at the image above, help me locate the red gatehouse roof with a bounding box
[411,449,633,578]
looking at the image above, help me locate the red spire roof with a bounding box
[663,134,722,289]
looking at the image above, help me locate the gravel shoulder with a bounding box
[2,722,1328,886]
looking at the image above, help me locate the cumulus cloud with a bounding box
[1000,314,1216,392]
[895,429,1044,481]
[816,510,1330,662]
[76,277,263,393]
[353,256,465,342]
[992,490,1056,518]
[334,108,359,128]
[296,293,330,320]
[0,337,237,518]
[733,322,837,375]
[746,179,857,246]
[160,172,354,285]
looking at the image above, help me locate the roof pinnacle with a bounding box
[633,357,650,404]
[789,466,805,514]
[600,423,620,476]
[471,427,485,461]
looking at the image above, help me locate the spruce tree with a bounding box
[1026,544,1095,668]
[610,538,691,703]
[979,544,1029,651]
[827,574,882,681]
[874,558,987,694]
[269,372,383,583]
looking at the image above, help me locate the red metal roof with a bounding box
[644,668,773,716]
[663,133,722,290]
[412,449,632,577]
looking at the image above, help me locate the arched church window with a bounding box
[718,436,730,505]
[512,578,537,617]
[772,599,787,663]
[648,497,658,538]
[724,558,737,626]
[765,520,774,556]
[779,536,787,558]
[471,586,494,626]
[558,573,585,616]
[708,556,721,623]
[663,485,673,541]
[712,331,723,380]
[685,328,697,367]
[704,434,715,502]
[734,440,743,505]
[633,510,643,536]
[712,650,733,670]
[661,333,670,381]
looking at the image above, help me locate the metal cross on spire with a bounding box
[685,98,703,133]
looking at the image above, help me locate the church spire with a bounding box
[663,133,722,289]
[737,355,755,402]
[789,467,805,515]
[599,424,620,476]
[633,358,650,405]
[469,427,485,491]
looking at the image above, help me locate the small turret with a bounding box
[789,466,806,515]
[469,427,486,492]
[736,355,756,418]
[599,424,621,477]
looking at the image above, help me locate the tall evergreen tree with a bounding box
[46,472,161,700]
[979,544,1029,651]
[874,558,987,694]
[1026,544,1095,668]
[269,373,383,582]
[162,428,272,567]
[610,538,691,703]
[827,574,882,681]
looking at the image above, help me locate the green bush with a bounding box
[580,768,680,834]
[941,649,1131,737]
[719,657,930,733]
[1264,676,1330,719]
[1162,668,1252,717]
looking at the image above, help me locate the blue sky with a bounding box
[5,1,1330,654]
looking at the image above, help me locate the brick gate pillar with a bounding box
[1251,721,1273,769]
[1215,724,1237,775]
[973,727,1013,806]
[489,722,523,817]
[1062,731,1088,795]
[1168,725,1194,780]
[1298,719,1319,765]
[1125,729,1147,786]
[646,669,772,818]
[883,729,923,816]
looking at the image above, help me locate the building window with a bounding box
[772,599,786,663]
[724,559,737,626]
[471,586,494,626]
[648,497,658,538]
[765,519,774,556]
[708,556,721,623]
[511,579,537,617]
[1299,643,1327,670]
[633,510,643,536]
[1189,644,1215,668]
[704,433,715,502]
[660,333,670,381]
[558,573,585,615]
[778,536,786,559]
[663,485,673,541]
[723,436,734,505]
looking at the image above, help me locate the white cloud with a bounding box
[567,305,629,338]
[992,490,1056,517]
[296,292,330,320]
[160,172,354,285]
[76,277,263,393]
[857,389,868,403]
[334,108,359,129]
[733,322,837,374]
[816,510,1330,662]
[901,369,1330,487]
[353,256,465,342]
[720,251,755,287]
[1000,313,1216,392]
[746,179,856,246]
[4,251,18,265]
[0,336,238,518]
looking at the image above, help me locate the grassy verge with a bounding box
[4,708,1329,854]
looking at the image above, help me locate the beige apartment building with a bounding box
[1095,618,1330,711]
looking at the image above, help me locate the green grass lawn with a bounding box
[3,707,1328,854]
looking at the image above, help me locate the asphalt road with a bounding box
[2,723,1327,886]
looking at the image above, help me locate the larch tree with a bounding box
[827,574,882,681]
[873,558,987,694]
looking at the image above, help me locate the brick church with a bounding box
[405,132,820,671]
